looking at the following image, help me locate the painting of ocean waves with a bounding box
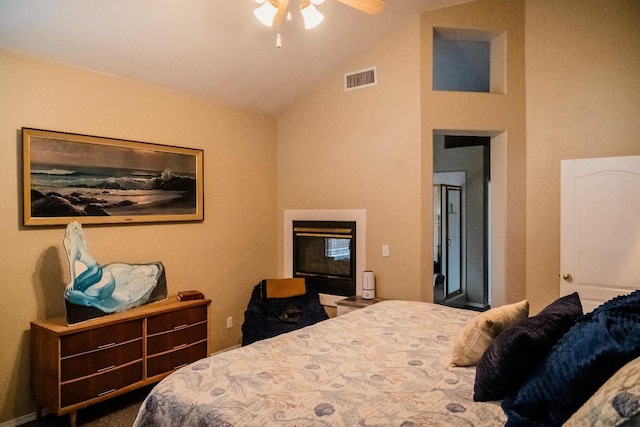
[31,164,197,217]
[23,128,204,225]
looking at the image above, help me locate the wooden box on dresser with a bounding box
[31,295,211,427]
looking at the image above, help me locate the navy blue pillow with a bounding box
[474,292,583,402]
[502,290,640,426]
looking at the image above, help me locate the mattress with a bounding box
[134,300,506,426]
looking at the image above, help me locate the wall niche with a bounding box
[433,27,506,94]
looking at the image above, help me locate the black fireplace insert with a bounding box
[292,220,356,297]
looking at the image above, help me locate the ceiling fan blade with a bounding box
[335,0,385,15]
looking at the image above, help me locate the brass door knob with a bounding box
[562,273,573,282]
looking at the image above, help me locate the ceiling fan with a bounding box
[254,0,386,47]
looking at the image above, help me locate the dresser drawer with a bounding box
[147,322,207,355]
[61,320,143,357]
[147,305,207,335]
[60,361,143,407]
[147,341,208,378]
[61,339,143,382]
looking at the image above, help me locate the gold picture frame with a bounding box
[22,128,204,226]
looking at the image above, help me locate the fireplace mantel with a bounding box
[284,210,366,307]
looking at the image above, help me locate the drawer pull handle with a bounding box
[97,365,116,373]
[98,389,116,397]
[174,363,188,370]
[98,342,116,349]
[173,324,188,330]
[173,343,187,350]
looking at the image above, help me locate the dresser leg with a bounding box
[69,411,77,427]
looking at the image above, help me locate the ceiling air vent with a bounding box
[344,67,377,91]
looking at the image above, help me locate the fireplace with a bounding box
[292,221,356,297]
[284,210,366,306]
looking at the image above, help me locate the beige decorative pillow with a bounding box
[451,299,529,367]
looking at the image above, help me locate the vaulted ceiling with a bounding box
[0,0,471,114]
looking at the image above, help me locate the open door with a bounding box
[444,186,462,296]
[561,155,640,313]
[434,183,463,300]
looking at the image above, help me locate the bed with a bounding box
[134,294,640,426]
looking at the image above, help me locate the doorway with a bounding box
[433,134,490,310]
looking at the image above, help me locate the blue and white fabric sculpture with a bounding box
[63,221,167,324]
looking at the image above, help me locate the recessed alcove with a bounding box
[433,27,506,94]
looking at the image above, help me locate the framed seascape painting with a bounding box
[22,128,204,226]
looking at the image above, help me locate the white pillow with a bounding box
[450,299,529,367]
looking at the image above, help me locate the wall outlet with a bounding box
[226,317,233,329]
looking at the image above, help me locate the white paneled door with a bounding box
[560,155,640,313]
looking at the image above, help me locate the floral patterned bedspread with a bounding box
[133,300,507,426]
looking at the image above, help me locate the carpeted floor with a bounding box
[19,385,153,427]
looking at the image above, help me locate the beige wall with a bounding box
[277,0,528,307]
[421,0,527,308]
[525,0,640,313]
[277,15,423,301]
[278,0,640,315]
[0,48,277,423]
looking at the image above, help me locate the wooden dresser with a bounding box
[31,296,210,427]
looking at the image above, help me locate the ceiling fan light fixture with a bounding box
[254,0,279,27]
[300,1,324,29]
